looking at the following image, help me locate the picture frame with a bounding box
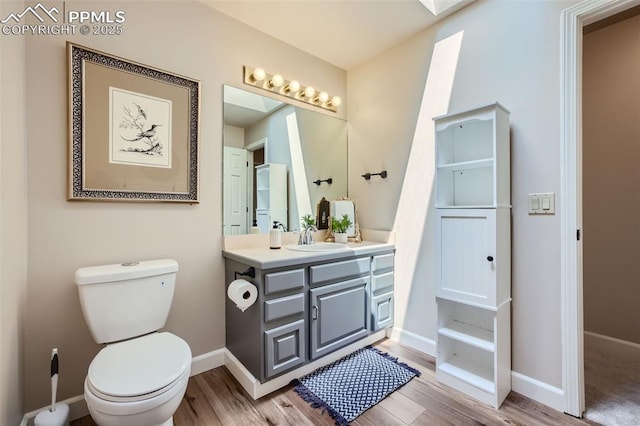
[68,42,200,202]
[326,197,362,243]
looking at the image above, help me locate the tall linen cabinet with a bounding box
[434,103,511,408]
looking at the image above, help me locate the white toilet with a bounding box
[75,259,191,426]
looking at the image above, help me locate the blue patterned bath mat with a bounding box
[293,346,420,425]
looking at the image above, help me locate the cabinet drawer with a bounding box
[371,271,394,294]
[264,319,305,378]
[264,269,305,295]
[372,253,394,273]
[264,293,305,323]
[310,257,370,284]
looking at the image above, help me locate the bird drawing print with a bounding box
[109,87,172,168]
[119,102,163,156]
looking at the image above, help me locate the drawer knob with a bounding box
[487,256,494,262]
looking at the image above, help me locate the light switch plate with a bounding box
[528,192,555,215]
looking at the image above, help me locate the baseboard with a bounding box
[388,326,436,357]
[584,331,640,359]
[21,348,226,425]
[225,330,387,400]
[511,371,564,412]
[191,347,226,376]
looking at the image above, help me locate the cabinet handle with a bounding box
[487,256,494,262]
[312,305,318,320]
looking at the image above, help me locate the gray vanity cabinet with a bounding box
[224,247,394,385]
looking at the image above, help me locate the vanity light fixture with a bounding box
[243,65,340,112]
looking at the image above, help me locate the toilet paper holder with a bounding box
[234,267,255,280]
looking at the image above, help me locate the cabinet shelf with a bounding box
[437,158,493,171]
[438,359,494,394]
[438,321,494,352]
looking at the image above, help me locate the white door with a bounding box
[223,147,248,235]
[436,209,496,308]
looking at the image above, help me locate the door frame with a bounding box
[246,137,268,230]
[560,0,640,417]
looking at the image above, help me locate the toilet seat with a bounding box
[87,332,191,402]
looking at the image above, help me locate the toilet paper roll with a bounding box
[227,279,258,312]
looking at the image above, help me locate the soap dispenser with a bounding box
[269,221,282,249]
[249,220,260,234]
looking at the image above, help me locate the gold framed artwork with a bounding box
[68,43,200,202]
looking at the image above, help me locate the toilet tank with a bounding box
[75,259,179,344]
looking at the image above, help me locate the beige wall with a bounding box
[583,14,640,344]
[1,0,28,423]
[23,1,345,411]
[349,0,580,388]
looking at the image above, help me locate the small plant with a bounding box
[331,214,352,234]
[301,214,315,230]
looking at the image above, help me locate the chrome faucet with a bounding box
[298,225,317,245]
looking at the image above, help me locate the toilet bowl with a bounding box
[84,332,191,426]
[75,260,191,426]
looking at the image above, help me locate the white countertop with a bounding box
[222,229,395,269]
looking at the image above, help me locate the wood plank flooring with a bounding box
[71,339,597,425]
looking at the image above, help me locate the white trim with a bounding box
[190,348,226,376]
[584,331,640,358]
[225,331,386,400]
[560,0,640,417]
[512,371,565,412]
[388,326,437,357]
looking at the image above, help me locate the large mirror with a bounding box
[223,85,348,235]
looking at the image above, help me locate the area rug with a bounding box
[293,346,420,425]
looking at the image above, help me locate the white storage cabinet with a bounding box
[434,102,511,408]
[255,163,288,233]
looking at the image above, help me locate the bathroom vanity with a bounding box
[222,235,394,395]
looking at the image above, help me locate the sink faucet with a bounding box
[298,225,317,245]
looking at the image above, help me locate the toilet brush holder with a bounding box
[35,349,69,426]
[34,403,69,426]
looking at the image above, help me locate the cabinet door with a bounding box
[371,291,394,331]
[310,276,369,359]
[256,210,270,234]
[436,209,496,307]
[264,319,305,378]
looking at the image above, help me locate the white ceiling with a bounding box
[203,0,472,70]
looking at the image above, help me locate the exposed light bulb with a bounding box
[269,74,284,88]
[252,68,266,82]
[303,86,315,98]
[285,80,300,93]
[317,91,329,103]
[329,96,342,107]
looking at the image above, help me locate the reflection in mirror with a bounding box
[223,85,348,235]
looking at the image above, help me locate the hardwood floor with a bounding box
[72,339,597,425]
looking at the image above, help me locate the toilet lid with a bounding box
[88,332,191,398]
